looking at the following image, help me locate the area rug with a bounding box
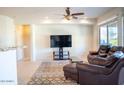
[27,61,78,85]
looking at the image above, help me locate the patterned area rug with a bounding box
[27,62,78,85]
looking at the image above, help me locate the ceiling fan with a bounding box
[63,7,84,20]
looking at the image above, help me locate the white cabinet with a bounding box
[0,49,17,85]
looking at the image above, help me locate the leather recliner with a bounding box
[87,45,111,64]
[88,46,122,64]
[77,46,124,85]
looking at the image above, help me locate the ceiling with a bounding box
[0,7,114,24]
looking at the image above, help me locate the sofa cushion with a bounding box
[98,45,110,57]
[77,63,111,75]
[112,51,124,58]
[91,56,117,66]
[121,47,124,53]
[91,51,124,67]
[108,46,123,56]
[89,51,98,55]
[98,53,107,57]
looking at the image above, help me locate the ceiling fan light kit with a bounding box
[63,7,85,20]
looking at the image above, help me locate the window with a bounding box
[100,25,107,45]
[99,21,118,46]
[108,23,118,46]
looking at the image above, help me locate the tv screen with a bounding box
[50,35,72,48]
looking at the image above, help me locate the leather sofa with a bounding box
[87,45,111,64]
[88,46,123,65]
[77,51,124,85]
[77,45,124,85]
[63,63,78,81]
[63,45,124,85]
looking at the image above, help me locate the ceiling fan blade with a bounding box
[65,7,70,15]
[72,13,84,16]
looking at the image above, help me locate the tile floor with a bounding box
[17,60,71,85]
[27,61,78,85]
[17,61,41,84]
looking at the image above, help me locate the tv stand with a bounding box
[53,47,70,60]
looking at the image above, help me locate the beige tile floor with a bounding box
[17,60,71,85]
[17,61,41,85]
[17,56,87,85]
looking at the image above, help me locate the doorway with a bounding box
[16,25,31,62]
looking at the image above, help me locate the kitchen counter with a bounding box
[0,49,17,85]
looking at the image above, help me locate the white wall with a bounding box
[31,24,93,61]
[92,23,99,50]
[16,25,24,61]
[97,8,121,24]
[0,15,15,48]
[0,15,17,85]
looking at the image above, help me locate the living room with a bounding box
[0,7,124,85]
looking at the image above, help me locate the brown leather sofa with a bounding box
[77,46,124,85]
[87,45,111,64]
[88,46,123,65]
[63,45,124,85]
[63,63,78,81]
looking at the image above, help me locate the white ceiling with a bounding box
[0,7,114,24]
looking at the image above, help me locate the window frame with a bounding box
[99,24,108,45]
[99,20,118,46]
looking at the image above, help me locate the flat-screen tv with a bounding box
[50,35,72,48]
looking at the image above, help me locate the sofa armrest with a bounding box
[91,55,119,66]
[76,61,84,65]
[76,63,110,75]
[89,51,98,55]
[91,57,108,66]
